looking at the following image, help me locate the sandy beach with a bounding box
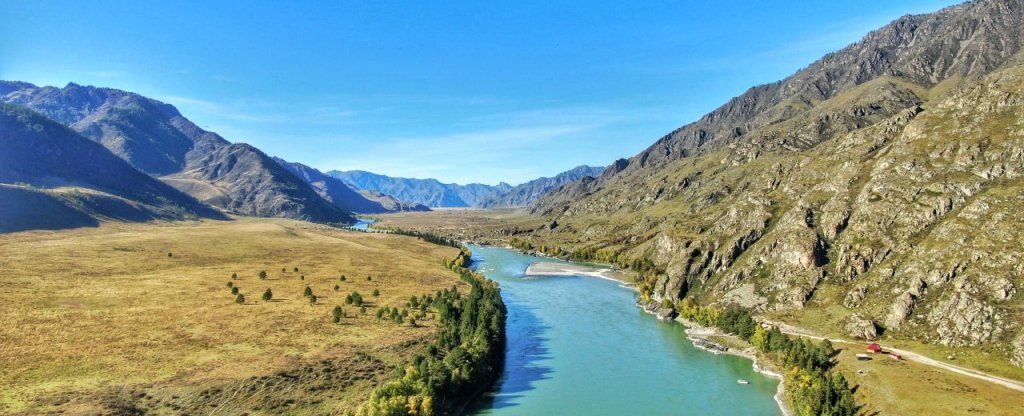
[524,262,629,283]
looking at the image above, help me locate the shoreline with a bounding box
[523,261,633,286]
[676,318,791,416]
[485,244,792,416]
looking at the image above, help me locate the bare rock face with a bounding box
[1012,334,1024,368]
[886,292,917,330]
[844,314,880,341]
[926,279,1003,347]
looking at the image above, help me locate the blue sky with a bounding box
[2,1,959,185]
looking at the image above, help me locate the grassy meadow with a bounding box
[0,217,464,415]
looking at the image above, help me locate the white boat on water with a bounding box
[737,379,749,385]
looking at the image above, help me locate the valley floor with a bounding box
[0,217,464,414]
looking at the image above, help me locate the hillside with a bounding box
[0,103,224,231]
[522,0,1024,370]
[274,158,429,213]
[0,82,354,224]
[329,170,511,208]
[480,165,604,208]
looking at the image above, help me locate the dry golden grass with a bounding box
[372,208,545,244]
[0,217,464,415]
[830,341,1024,416]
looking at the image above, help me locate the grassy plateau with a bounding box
[0,217,464,415]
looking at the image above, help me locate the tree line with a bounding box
[678,299,857,416]
[358,248,506,415]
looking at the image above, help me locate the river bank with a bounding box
[467,245,781,415]
[679,320,791,416]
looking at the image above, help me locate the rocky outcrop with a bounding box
[845,314,880,341]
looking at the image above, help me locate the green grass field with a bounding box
[0,217,464,415]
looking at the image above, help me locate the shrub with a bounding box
[227,282,233,288]
[309,294,317,305]
[372,289,380,297]
[294,267,299,272]
[367,275,372,281]
[334,284,340,291]
[301,275,305,280]
[303,286,313,297]
[262,288,273,302]
[231,287,239,295]
[360,306,367,314]
[332,305,344,323]
[231,273,237,280]
[376,309,385,319]
[235,294,245,304]
[259,270,267,280]
[340,275,347,282]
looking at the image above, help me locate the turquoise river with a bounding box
[466,244,781,415]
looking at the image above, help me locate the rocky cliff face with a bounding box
[0,82,353,224]
[525,0,1024,366]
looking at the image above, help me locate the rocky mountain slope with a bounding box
[0,103,224,231]
[0,82,354,224]
[329,170,512,208]
[479,165,604,208]
[524,0,1024,367]
[274,158,429,213]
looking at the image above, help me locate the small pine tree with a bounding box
[409,317,417,327]
[281,267,286,273]
[309,294,317,304]
[334,284,340,291]
[375,309,385,319]
[231,287,239,295]
[231,273,238,280]
[168,252,173,258]
[235,293,245,304]
[345,293,354,304]
[227,281,233,288]
[300,275,305,280]
[332,305,344,323]
[303,286,313,297]
[372,289,380,297]
[262,288,273,302]
[367,275,372,281]
[340,275,346,282]
[259,270,267,280]
[294,267,299,272]
[360,306,367,314]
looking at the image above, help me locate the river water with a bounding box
[466,244,780,415]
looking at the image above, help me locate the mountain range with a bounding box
[0,82,456,230]
[525,0,1024,366]
[0,103,225,232]
[330,165,604,208]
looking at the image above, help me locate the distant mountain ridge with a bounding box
[480,165,604,208]
[273,158,430,213]
[329,166,603,208]
[328,170,512,208]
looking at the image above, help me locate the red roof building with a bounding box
[866,343,883,353]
